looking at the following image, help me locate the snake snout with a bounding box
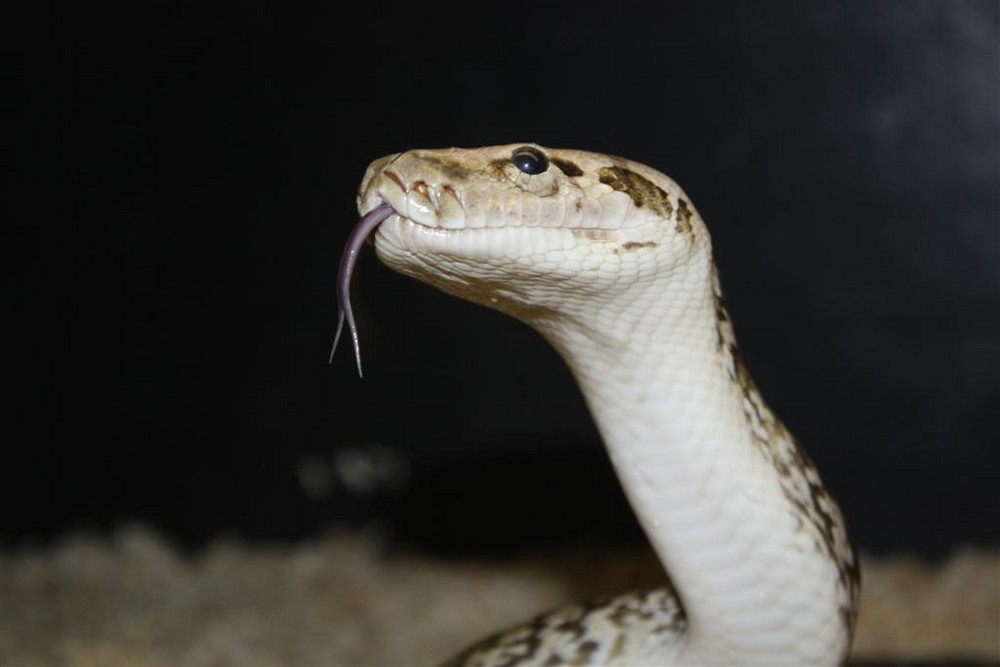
[365,167,470,230]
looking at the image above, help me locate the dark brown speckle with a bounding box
[676,198,694,236]
[598,166,674,218]
[551,157,584,177]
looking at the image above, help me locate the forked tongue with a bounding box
[330,202,395,376]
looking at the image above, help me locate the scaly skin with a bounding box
[345,144,859,665]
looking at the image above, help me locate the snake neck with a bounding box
[352,144,859,664]
[526,256,858,665]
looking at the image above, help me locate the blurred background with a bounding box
[9,1,998,562]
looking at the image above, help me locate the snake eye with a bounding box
[511,146,549,175]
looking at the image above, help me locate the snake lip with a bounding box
[361,179,444,230]
[361,167,478,231]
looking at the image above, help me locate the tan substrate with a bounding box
[1,525,997,666]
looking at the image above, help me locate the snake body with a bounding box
[336,144,859,665]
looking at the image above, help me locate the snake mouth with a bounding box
[335,192,465,376]
[332,190,484,376]
[358,168,460,230]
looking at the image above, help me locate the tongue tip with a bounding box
[330,308,364,377]
[329,311,345,365]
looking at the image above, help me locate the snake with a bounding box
[333,144,860,665]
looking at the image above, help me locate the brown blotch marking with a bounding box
[713,292,730,324]
[413,180,428,196]
[425,156,477,182]
[486,158,510,180]
[712,291,730,350]
[779,423,861,613]
[573,228,614,241]
[622,241,657,251]
[441,184,459,201]
[440,615,545,667]
[727,341,750,386]
[573,199,583,212]
[803,466,862,622]
[552,608,588,640]
[782,487,810,523]
[608,595,655,628]
[844,544,862,630]
[598,165,674,218]
[575,640,599,660]
[607,599,629,629]
[841,555,861,645]
[551,157,584,177]
[676,198,694,236]
[730,351,860,642]
[714,263,860,646]
[713,279,860,634]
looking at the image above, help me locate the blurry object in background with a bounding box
[0,526,996,665]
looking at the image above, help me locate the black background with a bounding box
[10,1,998,557]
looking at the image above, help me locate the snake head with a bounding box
[335,144,711,373]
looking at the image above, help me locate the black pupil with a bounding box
[512,147,549,175]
